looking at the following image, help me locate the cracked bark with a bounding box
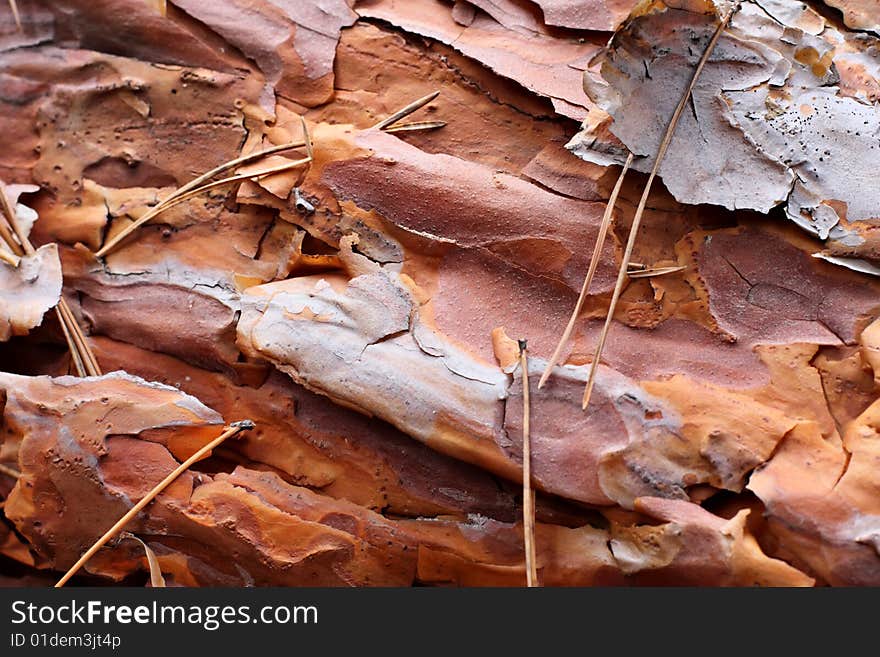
[1,0,879,587]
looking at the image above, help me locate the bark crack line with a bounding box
[358,17,566,122]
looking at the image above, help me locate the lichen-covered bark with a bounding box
[577,0,880,261]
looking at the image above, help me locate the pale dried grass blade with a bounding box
[383,120,447,133]
[97,94,445,258]
[0,462,21,479]
[373,91,440,130]
[0,248,19,267]
[0,184,32,257]
[56,298,101,376]
[55,421,254,587]
[626,264,686,279]
[0,186,25,257]
[582,6,736,409]
[171,140,307,200]
[159,156,312,210]
[300,115,313,160]
[55,306,87,377]
[0,184,100,375]
[8,0,21,31]
[122,532,166,588]
[0,218,23,257]
[519,340,538,587]
[94,141,307,258]
[539,152,634,389]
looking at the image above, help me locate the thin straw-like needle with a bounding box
[0,248,19,267]
[55,306,87,377]
[300,115,313,160]
[539,152,634,389]
[0,217,23,257]
[55,421,254,587]
[0,183,101,375]
[98,94,442,258]
[372,91,440,130]
[519,340,538,587]
[94,140,307,258]
[383,120,446,133]
[626,264,686,279]
[0,224,23,260]
[0,462,20,479]
[122,532,166,588]
[582,7,735,410]
[0,186,26,256]
[56,298,101,376]
[156,156,312,213]
[8,0,21,32]
[168,140,307,201]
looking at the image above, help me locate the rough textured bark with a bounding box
[1,0,879,587]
